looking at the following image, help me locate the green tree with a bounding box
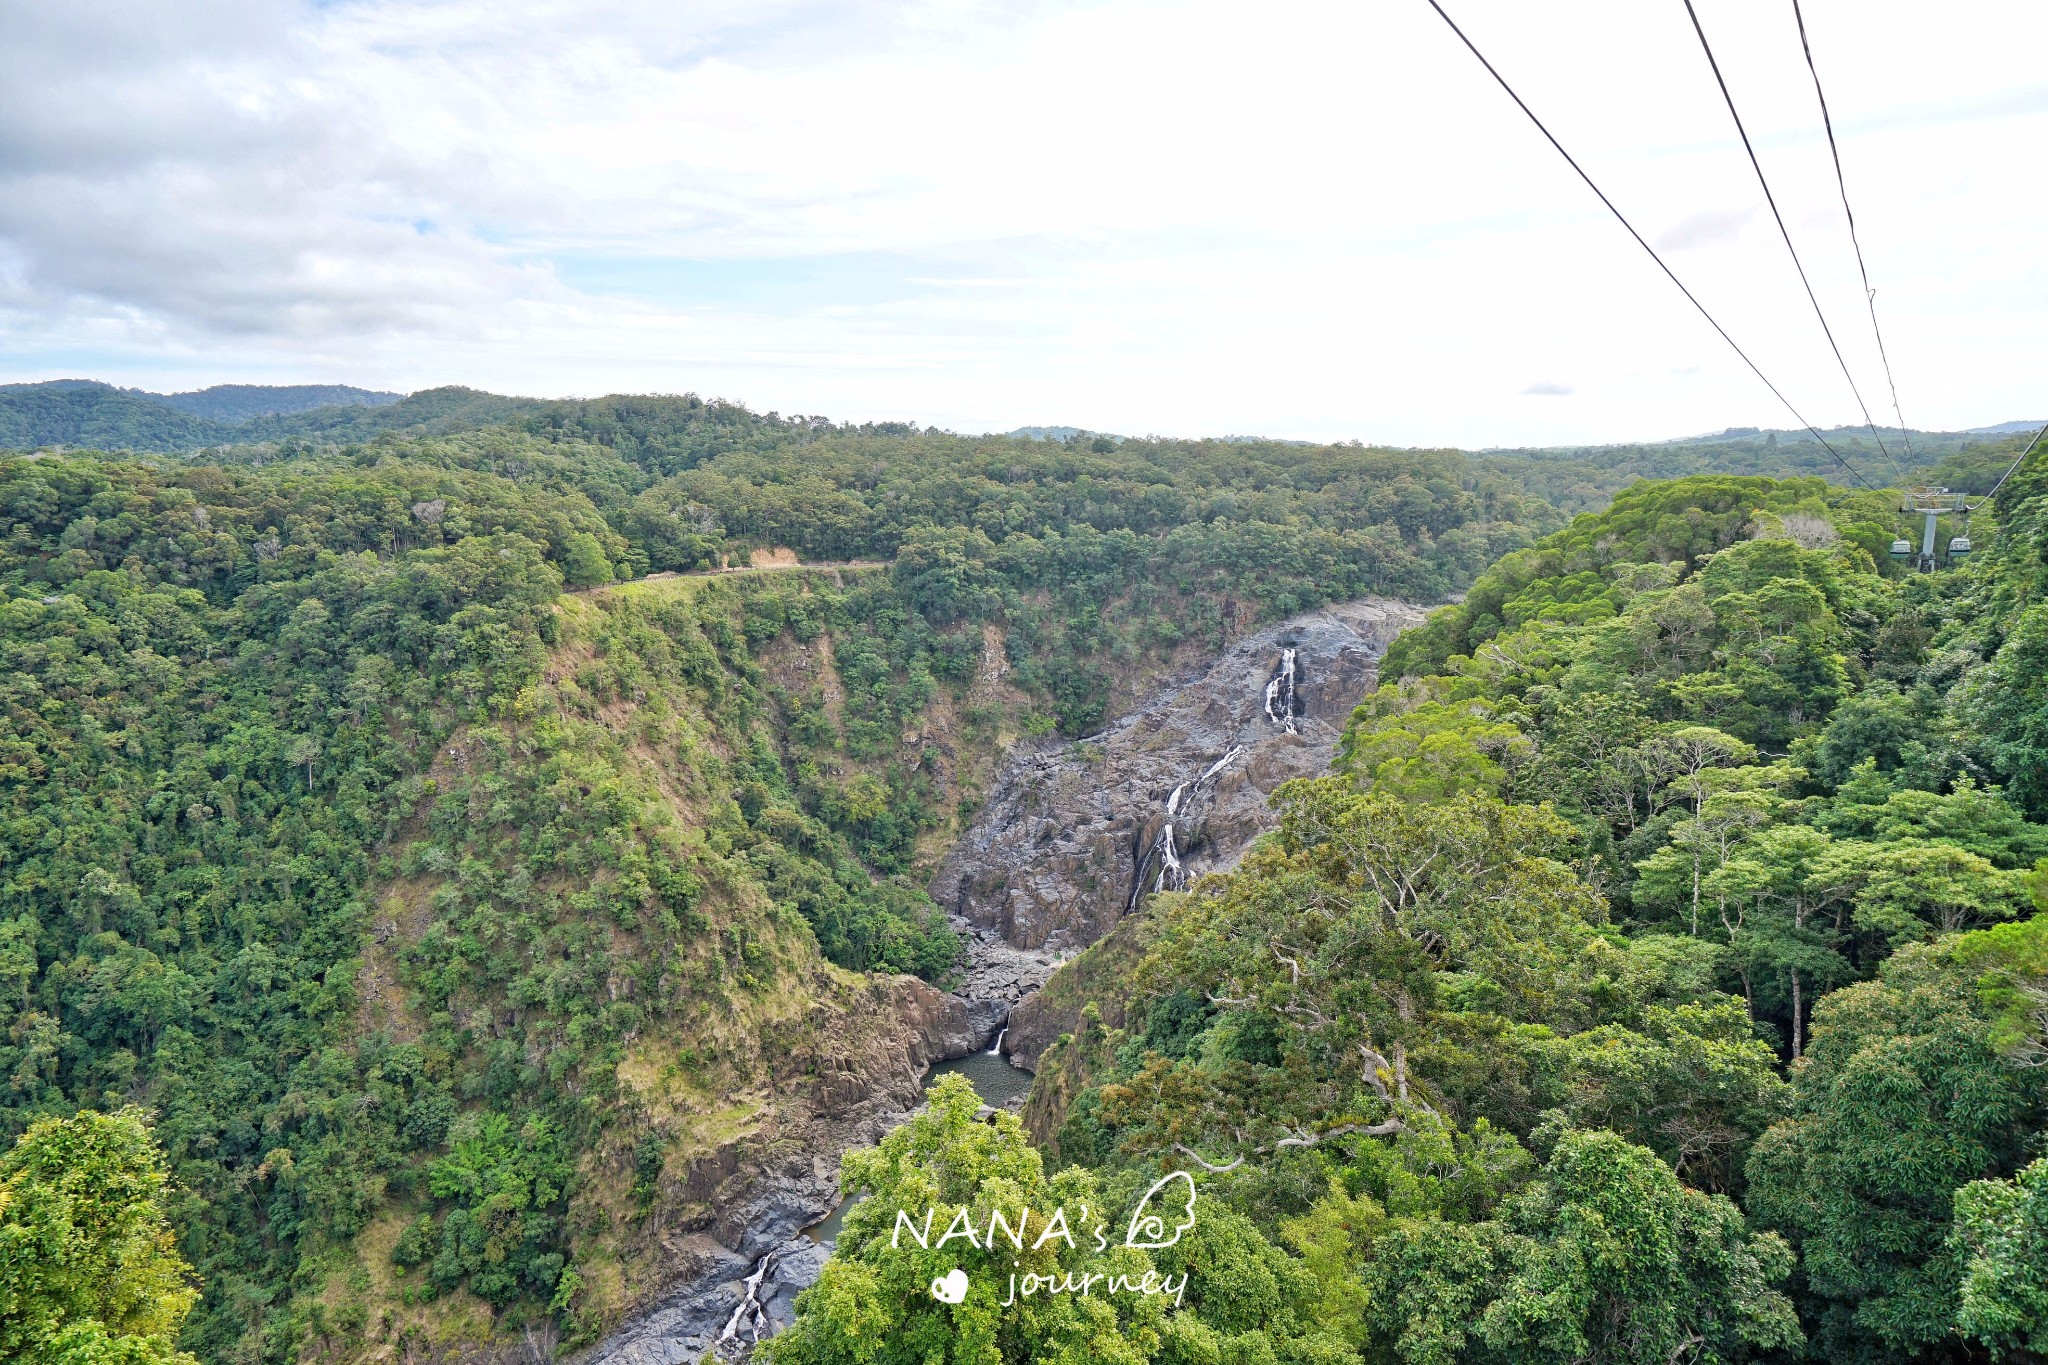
[561,530,616,586]
[1339,682,1531,802]
[1363,1128,1800,1365]
[1703,826,1858,1058]
[1950,1156,2048,1357]
[1745,943,2048,1362]
[1951,912,2048,1066]
[1537,1001,1788,1190]
[1849,844,2029,950]
[1280,1180,1384,1350]
[0,1109,198,1365]
[1963,603,2048,819]
[767,1074,1166,1365]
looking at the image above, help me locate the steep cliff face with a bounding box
[931,598,1425,1033]
[1011,916,1146,1155]
[565,975,985,1365]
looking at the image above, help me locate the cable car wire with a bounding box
[1790,0,1914,474]
[1969,419,2048,509]
[1679,0,1900,487]
[1418,0,1876,490]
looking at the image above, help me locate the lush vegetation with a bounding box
[0,406,1555,1361]
[11,379,2046,1362]
[142,386,400,425]
[0,1107,199,1365]
[0,382,539,451]
[928,469,2048,1365]
[9,379,2036,512]
[1482,425,2028,511]
[769,1074,1359,1365]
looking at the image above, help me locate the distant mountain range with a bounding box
[0,380,534,452]
[1,381,2039,504]
[125,382,401,423]
[1652,420,2043,446]
[1004,425,1094,442]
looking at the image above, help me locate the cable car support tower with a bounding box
[1888,421,2048,572]
[1891,487,1969,573]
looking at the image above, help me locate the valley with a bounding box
[582,591,1423,1364]
[1,397,2043,1365]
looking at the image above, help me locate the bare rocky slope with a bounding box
[936,597,1425,1063]
[569,979,997,1365]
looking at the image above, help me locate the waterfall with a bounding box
[987,1026,1007,1056]
[718,1251,778,1354]
[1130,748,1244,910]
[1197,746,1244,785]
[1155,822,1185,892]
[1265,647,1298,734]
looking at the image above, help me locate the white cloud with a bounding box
[1,0,2045,445]
[1654,207,1756,253]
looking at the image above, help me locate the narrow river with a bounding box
[803,1040,1034,1247]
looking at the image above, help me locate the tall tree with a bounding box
[0,1109,198,1365]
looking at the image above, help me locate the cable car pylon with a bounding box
[1892,486,1970,573]
[1889,420,2046,572]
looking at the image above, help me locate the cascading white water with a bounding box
[719,1252,778,1354]
[1132,747,1244,909]
[1155,823,1185,892]
[987,1026,1007,1056]
[1197,746,1244,785]
[1126,645,1280,910]
[1265,647,1298,734]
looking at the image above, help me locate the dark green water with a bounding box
[925,1046,1034,1109]
[803,1047,1033,1245]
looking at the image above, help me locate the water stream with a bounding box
[801,1047,1035,1248]
[1140,647,1294,903]
[1264,646,1299,734]
[1139,648,1297,903]
[717,1250,778,1353]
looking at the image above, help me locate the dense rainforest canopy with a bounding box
[923,469,2048,1365]
[0,403,1552,1360]
[1,386,2043,1364]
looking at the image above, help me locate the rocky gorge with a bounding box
[575,596,1423,1364]
[939,596,1425,1062]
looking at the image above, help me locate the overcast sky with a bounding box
[1,0,2042,445]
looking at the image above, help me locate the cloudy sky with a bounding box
[1,0,2043,445]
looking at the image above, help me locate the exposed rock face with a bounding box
[584,1235,831,1365]
[930,597,1425,1035]
[572,980,997,1365]
[1006,915,1145,1091]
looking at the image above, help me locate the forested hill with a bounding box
[9,374,2048,1365]
[4,376,2040,513]
[984,467,2048,1365]
[0,381,538,451]
[0,420,1550,1360]
[1483,423,2040,508]
[138,384,401,423]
